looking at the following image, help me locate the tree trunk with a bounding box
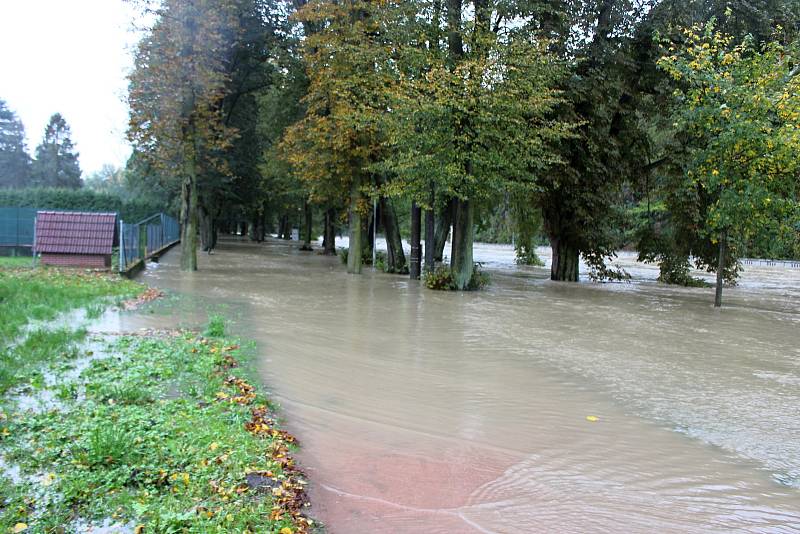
[550,236,580,281]
[347,178,364,274]
[715,232,727,308]
[424,191,435,273]
[301,201,313,251]
[434,199,453,262]
[180,126,198,272]
[199,204,215,252]
[284,216,291,239]
[381,197,407,273]
[323,208,337,255]
[364,204,374,262]
[450,199,473,289]
[410,202,421,279]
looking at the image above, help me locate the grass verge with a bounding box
[0,266,143,344]
[0,266,314,533]
[1,328,313,533]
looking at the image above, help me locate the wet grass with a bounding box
[0,268,314,532]
[0,266,143,344]
[0,327,87,394]
[0,329,314,533]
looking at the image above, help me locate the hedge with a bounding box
[0,188,169,222]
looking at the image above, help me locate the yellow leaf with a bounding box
[586,415,599,422]
[134,526,145,534]
[12,524,28,533]
[280,529,294,534]
[209,442,219,451]
[42,473,56,486]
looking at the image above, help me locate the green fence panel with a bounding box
[0,207,37,247]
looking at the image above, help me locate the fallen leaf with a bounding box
[12,524,28,533]
[586,415,599,422]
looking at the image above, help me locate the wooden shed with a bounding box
[34,211,117,269]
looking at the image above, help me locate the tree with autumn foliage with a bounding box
[281,0,395,274]
[128,0,237,271]
[657,23,800,306]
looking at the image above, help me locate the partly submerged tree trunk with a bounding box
[381,197,407,273]
[424,190,435,273]
[434,198,454,262]
[180,126,198,272]
[301,201,313,251]
[410,202,421,279]
[347,178,364,274]
[364,205,374,262]
[199,202,218,252]
[278,215,291,240]
[449,199,474,290]
[323,208,337,255]
[549,236,580,282]
[251,210,265,242]
[715,232,727,308]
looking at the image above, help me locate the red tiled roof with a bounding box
[35,211,116,255]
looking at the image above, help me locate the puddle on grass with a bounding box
[72,518,136,534]
[7,337,113,414]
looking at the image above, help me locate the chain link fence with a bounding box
[119,213,180,272]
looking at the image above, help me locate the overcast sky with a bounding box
[0,0,141,176]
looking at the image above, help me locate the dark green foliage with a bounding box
[204,314,226,338]
[0,187,168,221]
[424,263,488,291]
[0,99,32,189]
[32,113,82,189]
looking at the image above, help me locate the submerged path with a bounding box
[138,237,800,533]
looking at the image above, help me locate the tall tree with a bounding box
[656,24,800,306]
[32,113,81,189]
[377,0,572,288]
[128,0,237,271]
[0,99,31,189]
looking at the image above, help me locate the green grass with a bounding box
[0,327,87,394]
[0,267,143,344]
[205,314,226,337]
[0,327,314,533]
[0,257,34,269]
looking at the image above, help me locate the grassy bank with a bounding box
[0,266,314,533]
[0,264,142,343]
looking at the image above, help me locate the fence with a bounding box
[0,207,37,249]
[119,213,180,272]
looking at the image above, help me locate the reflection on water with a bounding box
[138,237,800,533]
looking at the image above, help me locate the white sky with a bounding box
[0,0,142,176]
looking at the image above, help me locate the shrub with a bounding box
[205,315,225,338]
[424,263,489,291]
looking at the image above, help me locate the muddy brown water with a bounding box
[129,237,800,533]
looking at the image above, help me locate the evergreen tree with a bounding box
[0,99,32,189]
[32,113,82,189]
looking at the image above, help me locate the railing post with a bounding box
[119,219,124,272]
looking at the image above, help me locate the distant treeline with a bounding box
[0,188,170,223]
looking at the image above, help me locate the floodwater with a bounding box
[136,237,800,533]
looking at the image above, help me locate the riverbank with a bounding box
[0,264,314,533]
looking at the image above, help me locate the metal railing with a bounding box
[119,213,180,272]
